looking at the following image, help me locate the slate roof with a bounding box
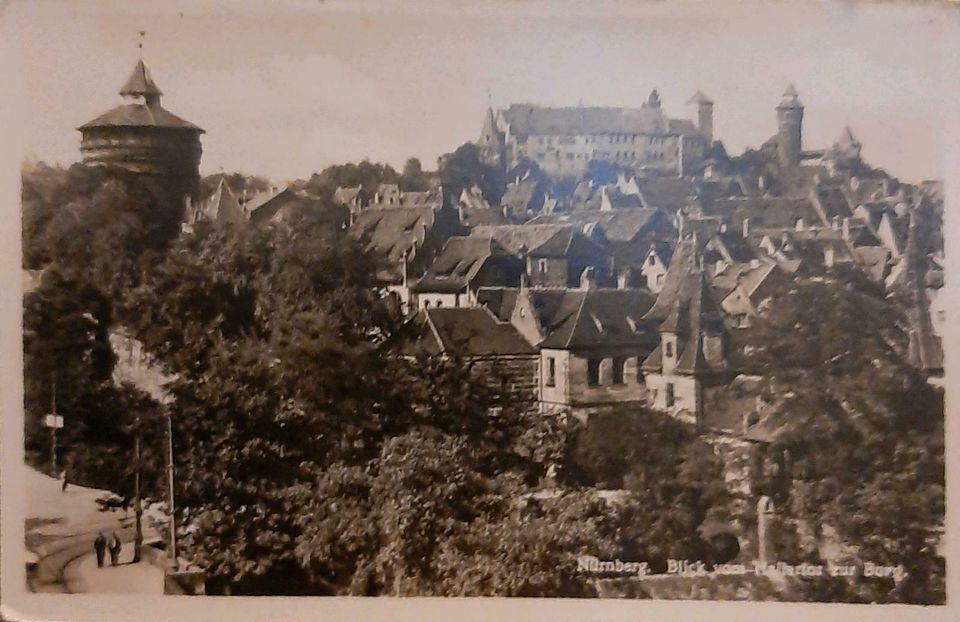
[471,224,606,259]
[707,197,824,232]
[500,178,543,215]
[120,60,162,97]
[400,190,442,207]
[528,208,663,242]
[643,237,701,322]
[349,206,436,264]
[642,271,728,375]
[459,187,508,227]
[814,184,853,221]
[80,60,202,132]
[79,104,204,132]
[638,178,696,213]
[476,287,520,322]
[533,289,658,350]
[411,236,514,293]
[412,307,536,357]
[710,261,778,301]
[500,105,669,138]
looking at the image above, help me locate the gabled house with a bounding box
[709,260,786,327]
[500,173,547,222]
[348,205,463,308]
[472,224,611,288]
[638,241,673,294]
[504,286,657,413]
[403,307,538,405]
[410,236,524,309]
[458,185,508,228]
[333,185,363,211]
[374,183,402,207]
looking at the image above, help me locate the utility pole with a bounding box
[44,373,64,478]
[50,377,57,476]
[166,409,179,571]
[133,410,144,563]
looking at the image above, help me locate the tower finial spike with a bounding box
[138,30,146,60]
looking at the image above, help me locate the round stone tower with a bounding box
[78,60,204,205]
[776,84,803,169]
[688,90,714,143]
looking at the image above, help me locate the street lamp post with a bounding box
[133,411,144,563]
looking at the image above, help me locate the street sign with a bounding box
[44,414,64,429]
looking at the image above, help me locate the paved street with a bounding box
[24,464,165,594]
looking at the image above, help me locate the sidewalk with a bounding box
[24,463,168,594]
[64,544,164,595]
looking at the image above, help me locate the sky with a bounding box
[5,0,958,183]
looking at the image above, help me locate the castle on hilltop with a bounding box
[478,90,714,177]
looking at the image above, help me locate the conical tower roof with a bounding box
[688,90,713,105]
[778,84,802,109]
[120,60,163,99]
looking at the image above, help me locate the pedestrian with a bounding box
[108,532,122,566]
[93,532,107,568]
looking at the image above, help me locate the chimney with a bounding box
[841,217,851,241]
[831,216,840,231]
[742,218,751,238]
[795,218,805,231]
[617,270,630,290]
[580,266,598,290]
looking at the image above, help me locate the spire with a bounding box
[120,59,163,105]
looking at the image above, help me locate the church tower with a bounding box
[477,107,505,167]
[776,84,803,169]
[78,59,205,209]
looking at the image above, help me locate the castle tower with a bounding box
[688,90,714,142]
[78,59,205,207]
[776,84,804,169]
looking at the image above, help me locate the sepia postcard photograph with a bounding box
[1,0,958,620]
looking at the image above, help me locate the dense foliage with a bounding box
[745,269,945,603]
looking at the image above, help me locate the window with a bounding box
[656,274,664,285]
[612,358,625,385]
[546,357,556,387]
[665,341,673,358]
[648,255,656,266]
[587,359,601,387]
[538,259,548,274]
[665,382,675,407]
[436,299,443,307]
[636,357,645,383]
